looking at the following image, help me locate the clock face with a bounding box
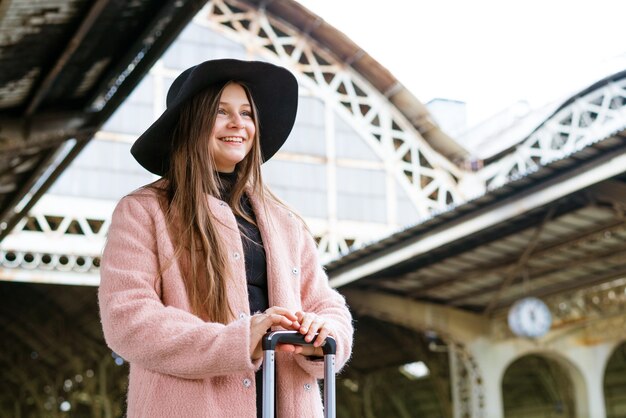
[508,297,553,338]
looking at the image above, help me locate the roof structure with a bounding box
[2,0,625,318]
[0,0,469,245]
[0,0,207,241]
[237,0,468,161]
[327,70,626,315]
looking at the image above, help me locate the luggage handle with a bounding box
[262,330,336,418]
[262,330,337,355]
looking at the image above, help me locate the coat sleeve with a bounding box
[98,195,260,380]
[292,223,354,378]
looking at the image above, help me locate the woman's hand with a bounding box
[293,311,333,357]
[249,306,299,360]
[249,308,333,360]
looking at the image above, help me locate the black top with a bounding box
[217,172,270,417]
[218,172,269,314]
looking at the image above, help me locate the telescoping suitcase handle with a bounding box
[262,330,336,418]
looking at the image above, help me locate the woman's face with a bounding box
[209,83,255,173]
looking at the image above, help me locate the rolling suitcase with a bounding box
[262,330,337,418]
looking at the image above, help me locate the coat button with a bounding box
[243,378,252,388]
[292,267,299,275]
[239,312,246,320]
[304,383,312,391]
[233,252,241,260]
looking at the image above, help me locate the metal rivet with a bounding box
[243,378,251,388]
[304,383,311,391]
[219,202,227,207]
[239,312,246,319]
[292,267,299,275]
[233,252,241,260]
[288,212,294,218]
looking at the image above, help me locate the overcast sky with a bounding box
[295,0,626,126]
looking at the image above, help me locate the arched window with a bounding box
[502,354,576,417]
[604,341,626,418]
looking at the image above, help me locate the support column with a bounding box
[448,342,487,418]
[468,338,517,418]
[557,341,615,418]
[448,347,464,418]
[325,97,338,256]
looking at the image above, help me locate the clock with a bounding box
[507,297,553,338]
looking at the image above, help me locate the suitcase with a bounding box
[262,330,337,418]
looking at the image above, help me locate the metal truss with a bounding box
[4,1,626,289]
[0,195,110,285]
[200,0,466,219]
[478,74,626,189]
[0,193,373,283]
[0,193,356,284]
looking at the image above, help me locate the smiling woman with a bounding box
[97,59,354,418]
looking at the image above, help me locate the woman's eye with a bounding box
[241,110,253,118]
[217,108,227,115]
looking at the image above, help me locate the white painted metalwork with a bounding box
[0,195,111,285]
[198,0,466,220]
[478,75,626,189]
[330,149,626,288]
[3,1,626,291]
[0,193,382,284]
[449,342,485,418]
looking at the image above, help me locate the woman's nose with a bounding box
[228,113,245,128]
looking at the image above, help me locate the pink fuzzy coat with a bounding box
[98,185,353,417]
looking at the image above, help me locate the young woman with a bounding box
[98,59,353,417]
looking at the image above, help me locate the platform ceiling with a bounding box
[0,0,208,241]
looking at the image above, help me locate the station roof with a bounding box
[2,0,625,318]
[0,0,207,240]
[327,116,626,315]
[0,0,466,243]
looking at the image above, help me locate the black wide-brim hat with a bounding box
[130,59,298,175]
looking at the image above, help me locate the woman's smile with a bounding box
[209,83,255,172]
[219,136,246,143]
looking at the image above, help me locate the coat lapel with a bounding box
[206,193,250,314]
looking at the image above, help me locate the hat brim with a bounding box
[130,59,298,175]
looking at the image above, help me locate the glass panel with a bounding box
[336,167,386,222]
[335,114,380,161]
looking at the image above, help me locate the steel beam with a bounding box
[24,0,112,116]
[0,112,90,154]
[341,288,489,345]
[0,137,92,242]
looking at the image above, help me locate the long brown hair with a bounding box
[157,81,268,323]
